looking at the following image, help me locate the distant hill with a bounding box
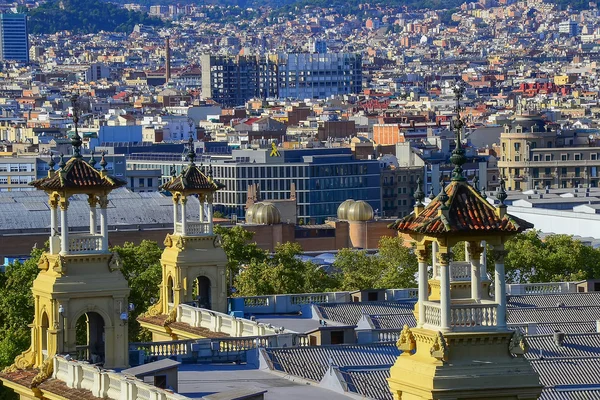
[27,0,167,35]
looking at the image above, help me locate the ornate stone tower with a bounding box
[387,83,543,400]
[148,137,227,320]
[7,95,130,371]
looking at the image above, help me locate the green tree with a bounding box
[333,237,418,291]
[234,242,338,296]
[111,240,162,342]
[0,247,43,370]
[504,231,600,283]
[377,236,418,289]
[214,225,267,288]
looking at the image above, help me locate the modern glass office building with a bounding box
[127,147,381,223]
[0,13,29,63]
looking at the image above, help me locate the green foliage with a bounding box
[26,0,166,34]
[0,247,44,369]
[333,237,417,291]
[234,242,338,296]
[504,231,600,283]
[112,240,162,342]
[214,225,267,289]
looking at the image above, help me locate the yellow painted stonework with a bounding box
[388,328,542,400]
[13,251,130,370]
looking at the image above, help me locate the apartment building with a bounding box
[498,114,600,190]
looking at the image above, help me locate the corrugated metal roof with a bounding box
[318,302,416,325]
[0,188,201,232]
[525,334,600,360]
[369,313,416,330]
[340,367,392,400]
[507,307,600,324]
[530,358,600,387]
[508,293,600,308]
[266,343,399,383]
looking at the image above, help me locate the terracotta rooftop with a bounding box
[30,157,126,192]
[137,314,230,338]
[0,369,98,399]
[390,180,533,235]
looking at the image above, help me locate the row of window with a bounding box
[0,163,33,172]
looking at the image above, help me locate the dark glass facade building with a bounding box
[0,13,29,63]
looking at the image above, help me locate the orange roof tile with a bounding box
[390,181,533,235]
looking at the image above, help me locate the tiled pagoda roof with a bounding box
[390,180,533,235]
[160,164,224,193]
[30,157,126,192]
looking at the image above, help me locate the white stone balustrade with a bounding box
[506,282,577,295]
[53,356,188,400]
[67,234,104,253]
[450,261,471,281]
[423,300,499,331]
[177,304,280,336]
[233,289,418,315]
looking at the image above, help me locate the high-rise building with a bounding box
[201,52,362,106]
[275,52,362,100]
[0,13,29,63]
[127,146,381,223]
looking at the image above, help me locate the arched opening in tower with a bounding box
[167,276,174,305]
[195,276,211,310]
[75,312,105,365]
[41,311,49,358]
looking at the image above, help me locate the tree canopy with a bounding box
[234,242,337,296]
[111,240,163,342]
[26,0,166,34]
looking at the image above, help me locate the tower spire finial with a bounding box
[497,177,508,205]
[414,177,425,206]
[450,81,467,181]
[187,136,196,166]
[70,94,83,159]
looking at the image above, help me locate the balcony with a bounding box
[49,234,105,255]
[174,222,211,236]
[422,300,499,332]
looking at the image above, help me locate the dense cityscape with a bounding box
[0,0,599,399]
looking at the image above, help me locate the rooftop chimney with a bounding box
[553,330,565,346]
[165,37,171,83]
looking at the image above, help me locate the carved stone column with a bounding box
[417,246,428,327]
[493,246,508,329]
[438,249,451,332]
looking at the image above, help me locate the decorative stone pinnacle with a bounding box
[429,186,436,200]
[100,151,107,171]
[89,151,96,167]
[439,179,449,209]
[170,164,176,177]
[58,153,66,169]
[451,80,467,181]
[48,156,55,171]
[70,94,83,159]
[472,175,479,190]
[497,177,508,205]
[187,136,196,165]
[414,177,425,206]
[481,186,486,197]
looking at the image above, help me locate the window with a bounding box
[561,154,568,161]
[545,155,551,161]
[139,178,144,187]
[592,154,597,160]
[147,178,152,187]
[533,155,539,161]
[515,156,520,162]
[514,143,521,152]
[575,154,581,161]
